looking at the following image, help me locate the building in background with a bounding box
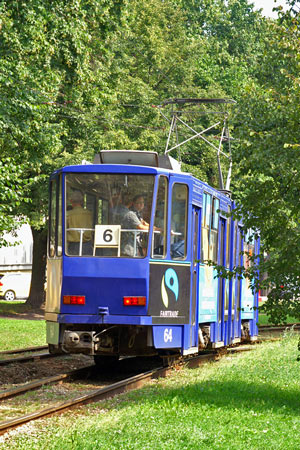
[0,224,33,273]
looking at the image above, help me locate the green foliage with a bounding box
[230,8,300,321]
[1,0,295,319]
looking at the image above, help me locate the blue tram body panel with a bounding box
[61,257,149,316]
[46,152,259,358]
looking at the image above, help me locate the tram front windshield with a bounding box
[65,173,155,258]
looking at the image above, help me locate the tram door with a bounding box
[191,207,200,348]
[218,219,225,342]
[218,218,230,343]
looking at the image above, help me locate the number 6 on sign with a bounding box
[94,225,121,254]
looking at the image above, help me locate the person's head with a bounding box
[70,190,84,207]
[111,187,121,206]
[132,195,145,212]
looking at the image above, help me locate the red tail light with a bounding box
[63,295,85,305]
[0,282,2,287]
[123,296,146,306]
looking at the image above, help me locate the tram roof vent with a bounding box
[94,150,182,172]
[95,150,158,167]
[218,189,232,198]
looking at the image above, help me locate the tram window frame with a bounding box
[57,177,62,257]
[226,205,231,269]
[210,197,219,264]
[244,229,255,269]
[65,172,155,258]
[170,183,188,260]
[49,176,62,258]
[151,176,168,259]
[201,193,219,264]
[201,193,209,261]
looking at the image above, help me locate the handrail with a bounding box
[66,227,155,257]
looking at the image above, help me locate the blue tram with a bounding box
[45,150,259,361]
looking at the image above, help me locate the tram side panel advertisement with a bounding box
[148,263,191,324]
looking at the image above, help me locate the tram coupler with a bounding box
[62,330,100,354]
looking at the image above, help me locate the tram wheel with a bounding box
[93,355,119,368]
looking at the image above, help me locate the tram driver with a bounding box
[66,190,93,256]
[121,194,150,257]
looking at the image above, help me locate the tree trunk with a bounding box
[25,227,47,310]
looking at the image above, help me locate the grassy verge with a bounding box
[2,335,300,449]
[0,300,27,315]
[0,319,46,351]
[258,313,299,326]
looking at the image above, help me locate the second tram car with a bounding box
[45,150,258,362]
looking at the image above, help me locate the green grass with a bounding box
[0,300,31,316]
[0,318,46,351]
[258,313,299,326]
[2,335,300,449]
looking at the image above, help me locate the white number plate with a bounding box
[94,225,121,247]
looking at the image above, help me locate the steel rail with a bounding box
[259,325,300,332]
[0,352,61,366]
[0,346,48,356]
[0,352,219,435]
[0,365,95,401]
[0,346,258,435]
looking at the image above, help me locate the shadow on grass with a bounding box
[130,378,300,417]
[0,300,44,319]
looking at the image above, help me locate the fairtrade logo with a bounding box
[161,268,179,308]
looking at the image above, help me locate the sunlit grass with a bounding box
[2,335,300,449]
[0,319,46,351]
[258,313,299,326]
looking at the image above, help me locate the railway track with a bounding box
[0,345,48,356]
[0,351,61,367]
[259,324,300,333]
[0,365,95,401]
[0,346,251,436]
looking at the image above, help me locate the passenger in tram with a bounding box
[121,194,150,256]
[66,190,93,255]
[110,189,132,225]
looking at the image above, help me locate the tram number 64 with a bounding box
[164,328,173,343]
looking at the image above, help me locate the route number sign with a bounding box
[94,225,121,247]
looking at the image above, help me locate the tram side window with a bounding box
[201,193,219,263]
[226,205,231,269]
[152,176,168,259]
[201,193,209,261]
[210,197,219,264]
[244,229,255,269]
[49,177,62,258]
[171,184,188,260]
[57,177,62,257]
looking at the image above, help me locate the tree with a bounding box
[0,0,115,307]
[0,0,272,310]
[230,3,300,322]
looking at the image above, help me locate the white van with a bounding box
[0,272,31,301]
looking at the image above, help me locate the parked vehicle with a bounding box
[0,272,31,301]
